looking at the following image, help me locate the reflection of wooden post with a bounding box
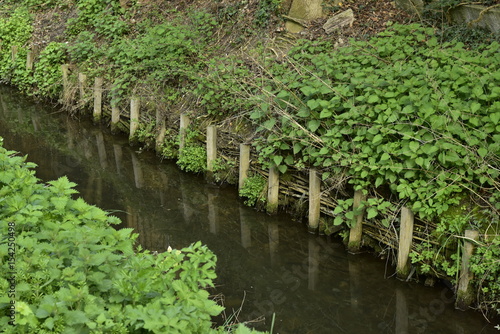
[26,51,34,70]
[179,113,191,152]
[206,125,217,181]
[238,144,250,192]
[131,151,144,189]
[308,238,320,290]
[78,72,87,101]
[95,132,108,169]
[396,289,409,333]
[308,169,321,233]
[155,109,166,153]
[269,223,279,265]
[267,166,279,214]
[348,190,365,253]
[456,230,479,310]
[348,254,361,309]
[93,77,103,122]
[113,144,123,175]
[397,207,414,279]
[208,191,218,234]
[130,98,140,141]
[240,206,251,248]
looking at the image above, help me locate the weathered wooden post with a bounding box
[308,168,321,233]
[206,125,217,181]
[267,166,280,214]
[78,72,87,101]
[11,45,18,62]
[348,190,366,253]
[26,50,34,70]
[397,206,415,279]
[155,109,166,153]
[129,98,140,142]
[61,64,70,103]
[238,144,250,192]
[179,113,191,152]
[456,229,480,310]
[93,77,103,122]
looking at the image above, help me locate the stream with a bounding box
[0,85,497,333]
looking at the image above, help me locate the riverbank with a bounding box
[0,0,499,321]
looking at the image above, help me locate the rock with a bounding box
[323,9,355,34]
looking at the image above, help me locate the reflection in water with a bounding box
[0,86,498,333]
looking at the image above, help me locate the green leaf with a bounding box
[477,147,488,158]
[409,141,420,153]
[308,120,321,132]
[366,207,378,219]
[273,155,283,166]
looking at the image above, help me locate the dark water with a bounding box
[0,86,498,334]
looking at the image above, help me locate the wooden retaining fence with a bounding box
[58,64,484,310]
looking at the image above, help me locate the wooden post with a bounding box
[238,144,250,192]
[93,77,103,122]
[155,109,166,153]
[129,98,140,141]
[111,102,120,133]
[348,190,366,253]
[206,125,217,181]
[78,72,87,101]
[456,230,479,310]
[397,206,415,279]
[308,169,321,233]
[11,45,18,62]
[26,51,34,70]
[179,113,191,152]
[61,64,70,102]
[267,166,280,214]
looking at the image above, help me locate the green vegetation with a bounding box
[0,0,498,319]
[0,139,267,333]
[239,175,267,207]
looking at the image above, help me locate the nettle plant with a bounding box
[251,23,499,223]
[249,23,500,314]
[0,140,265,333]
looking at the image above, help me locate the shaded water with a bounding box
[0,86,497,334]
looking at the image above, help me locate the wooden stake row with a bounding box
[66,66,481,310]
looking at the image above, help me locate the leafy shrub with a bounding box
[239,175,267,206]
[33,42,67,99]
[177,145,207,173]
[251,23,500,221]
[0,139,265,333]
